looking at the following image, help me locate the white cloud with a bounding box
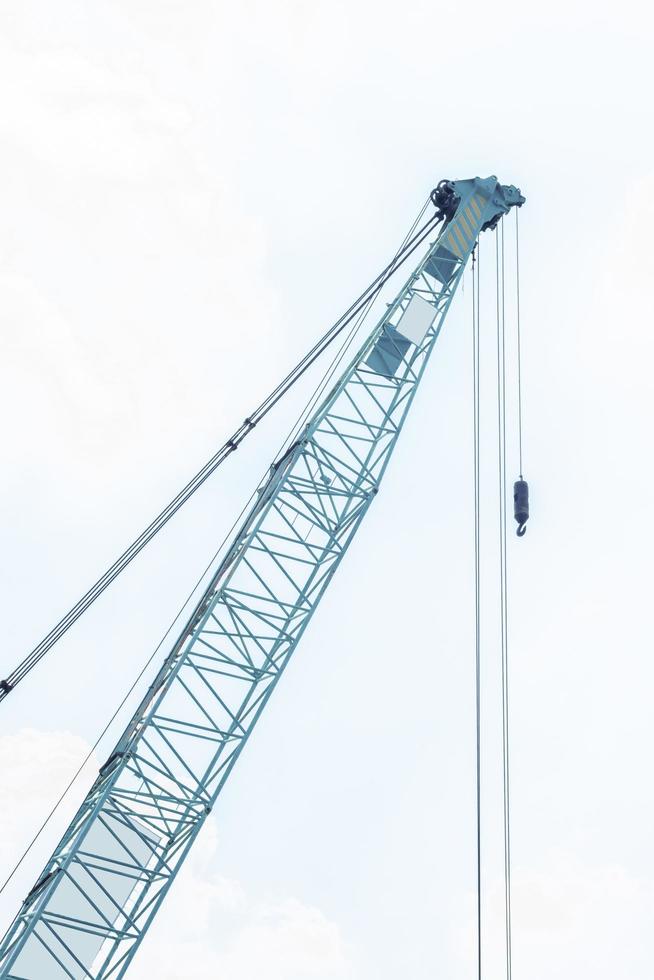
[135,892,359,980]
[128,788,359,979]
[0,728,99,944]
[453,855,654,979]
[0,728,94,871]
[0,39,190,180]
[1,2,653,978]
[0,729,358,980]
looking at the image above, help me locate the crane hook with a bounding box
[513,479,529,537]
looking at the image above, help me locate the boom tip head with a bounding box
[431,175,525,232]
[501,184,526,208]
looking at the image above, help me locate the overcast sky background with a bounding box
[1,2,653,978]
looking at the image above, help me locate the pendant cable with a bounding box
[0,200,431,898]
[0,203,441,705]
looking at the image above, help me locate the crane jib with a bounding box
[0,176,524,980]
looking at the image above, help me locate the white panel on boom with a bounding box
[395,293,435,345]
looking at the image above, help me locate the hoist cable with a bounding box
[0,204,419,895]
[515,209,524,478]
[496,220,513,980]
[0,205,442,704]
[471,241,482,980]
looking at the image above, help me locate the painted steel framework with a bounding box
[0,176,523,980]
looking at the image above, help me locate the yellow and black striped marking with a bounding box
[442,193,486,258]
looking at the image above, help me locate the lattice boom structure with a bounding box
[0,176,524,980]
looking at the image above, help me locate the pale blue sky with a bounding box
[1,2,653,978]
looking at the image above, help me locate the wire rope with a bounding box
[515,209,524,478]
[496,220,513,980]
[471,240,482,980]
[0,199,429,896]
[0,205,441,704]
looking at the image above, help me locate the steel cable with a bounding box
[496,220,513,980]
[471,241,482,980]
[0,200,429,894]
[0,206,441,703]
[515,208,524,478]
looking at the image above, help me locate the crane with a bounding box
[0,175,525,980]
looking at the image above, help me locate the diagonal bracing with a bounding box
[0,176,524,980]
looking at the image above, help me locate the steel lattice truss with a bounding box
[0,176,524,980]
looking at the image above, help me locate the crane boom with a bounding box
[0,176,524,980]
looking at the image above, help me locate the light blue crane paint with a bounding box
[0,176,524,980]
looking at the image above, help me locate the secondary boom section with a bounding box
[0,176,523,980]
